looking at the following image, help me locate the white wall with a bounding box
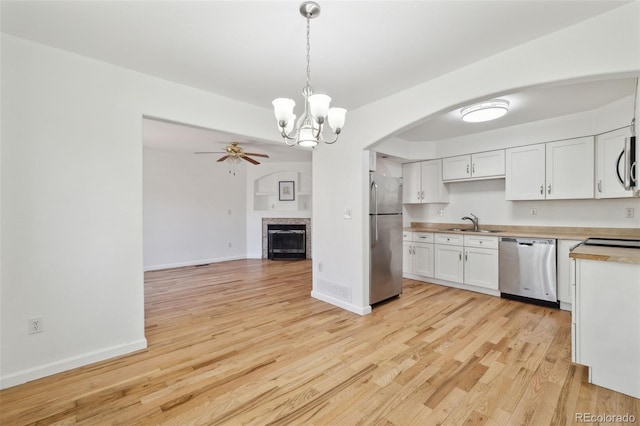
[245,162,312,259]
[0,34,276,388]
[311,3,640,315]
[143,148,247,270]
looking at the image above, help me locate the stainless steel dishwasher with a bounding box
[499,237,558,307]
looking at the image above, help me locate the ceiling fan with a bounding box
[194,142,269,165]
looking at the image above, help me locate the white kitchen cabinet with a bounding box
[403,241,413,275]
[434,233,499,290]
[574,258,640,399]
[463,235,499,290]
[505,144,546,200]
[414,243,435,277]
[557,239,581,311]
[595,127,636,199]
[546,137,594,199]
[506,137,594,200]
[442,155,471,180]
[403,232,434,278]
[442,150,505,182]
[402,162,422,203]
[435,243,464,283]
[464,247,499,290]
[402,160,449,204]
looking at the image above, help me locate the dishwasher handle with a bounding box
[500,237,556,246]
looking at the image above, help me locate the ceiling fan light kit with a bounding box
[272,1,346,148]
[194,142,269,173]
[461,99,510,123]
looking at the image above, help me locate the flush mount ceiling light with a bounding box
[272,1,346,148]
[460,99,510,123]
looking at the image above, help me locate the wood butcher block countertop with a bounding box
[568,244,640,264]
[406,222,640,264]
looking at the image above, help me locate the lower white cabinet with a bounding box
[464,246,499,290]
[435,243,464,282]
[434,233,499,292]
[573,258,640,399]
[557,239,581,311]
[403,232,434,278]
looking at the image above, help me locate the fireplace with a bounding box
[261,218,311,259]
[268,224,306,260]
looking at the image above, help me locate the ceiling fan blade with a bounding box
[243,152,269,158]
[216,155,230,162]
[241,155,260,165]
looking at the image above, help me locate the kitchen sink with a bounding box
[445,228,502,233]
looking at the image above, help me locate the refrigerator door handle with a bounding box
[371,180,379,241]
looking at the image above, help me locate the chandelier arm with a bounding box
[319,130,340,144]
[280,127,299,142]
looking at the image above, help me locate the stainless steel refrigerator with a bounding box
[369,174,403,305]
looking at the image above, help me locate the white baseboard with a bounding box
[311,290,372,316]
[143,255,246,271]
[0,338,148,390]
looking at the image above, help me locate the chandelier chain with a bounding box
[305,17,311,89]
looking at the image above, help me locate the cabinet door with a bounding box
[557,239,581,307]
[420,160,449,203]
[435,244,464,283]
[442,155,471,181]
[403,242,413,275]
[414,243,434,278]
[546,137,594,199]
[464,247,498,290]
[402,162,422,203]
[505,144,546,200]
[576,260,640,398]
[472,150,505,178]
[596,128,635,199]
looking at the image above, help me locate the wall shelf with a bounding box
[253,171,312,212]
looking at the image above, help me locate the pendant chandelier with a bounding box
[272,1,346,148]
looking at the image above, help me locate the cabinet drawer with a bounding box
[414,232,434,243]
[403,231,414,241]
[435,233,463,246]
[463,235,498,249]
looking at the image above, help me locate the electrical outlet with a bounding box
[437,209,444,217]
[29,317,44,334]
[318,262,323,272]
[228,241,232,248]
[625,207,635,218]
[530,208,537,216]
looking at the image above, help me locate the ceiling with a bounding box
[2,1,636,160]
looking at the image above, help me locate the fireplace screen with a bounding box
[267,224,306,260]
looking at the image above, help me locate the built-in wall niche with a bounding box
[253,171,312,211]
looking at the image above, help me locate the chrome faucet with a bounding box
[462,213,479,231]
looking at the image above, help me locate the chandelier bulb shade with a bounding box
[461,99,510,123]
[273,1,346,147]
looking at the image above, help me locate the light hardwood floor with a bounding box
[1,259,637,425]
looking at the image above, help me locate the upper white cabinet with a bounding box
[595,127,636,199]
[546,137,594,199]
[402,160,449,204]
[505,144,546,200]
[506,137,594,200]
[442,155,471,180]
[442,149,505,182]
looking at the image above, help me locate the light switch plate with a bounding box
[343,209,352,219]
